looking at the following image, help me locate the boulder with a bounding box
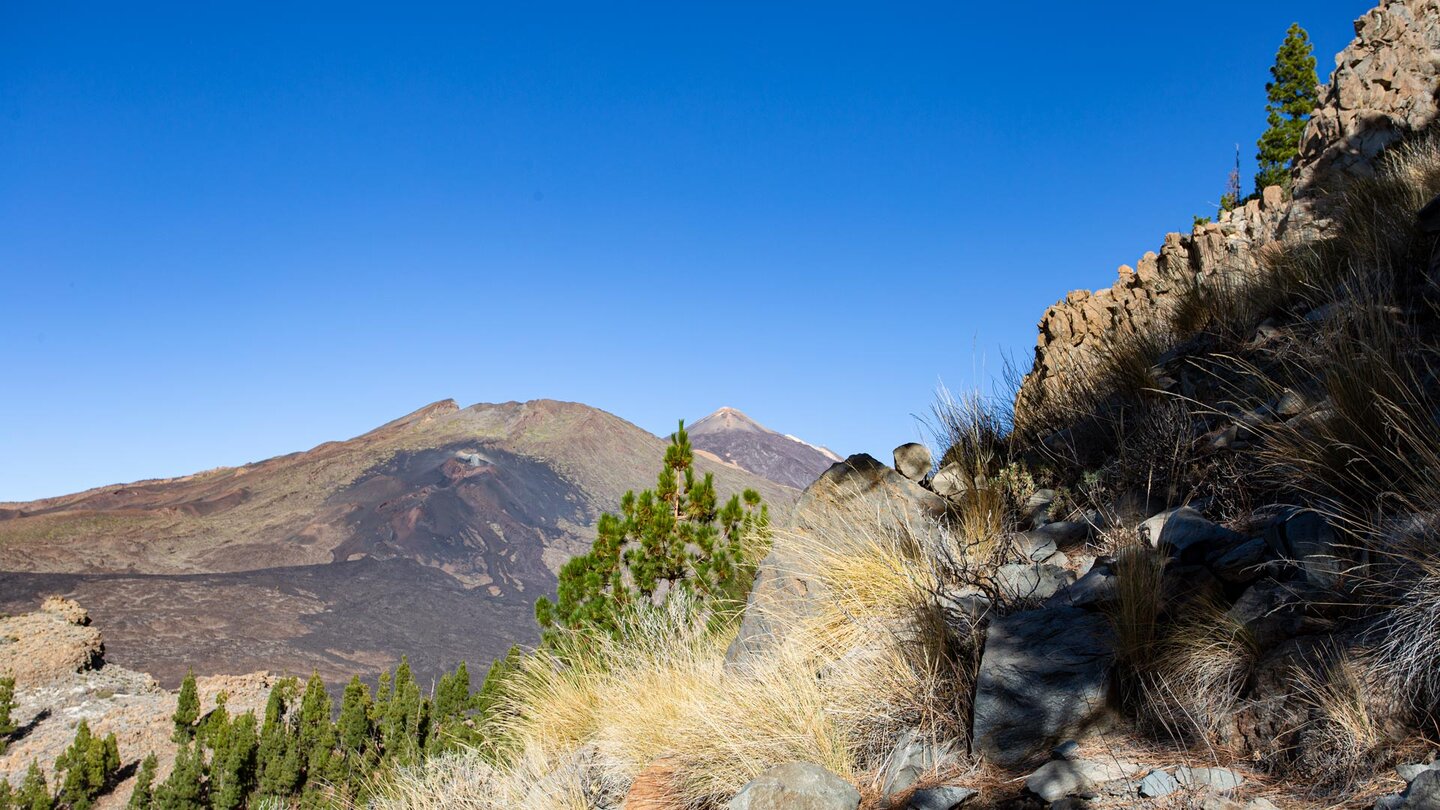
[727,762,860,810]
[894,443,933,482]
[931,463,967,498]
[1264,509,1346,588]
[1024,758,1139,802]
[726,454,948,665]
[907,786,977,809]
[1025,520,1092,550]
[1044,560,1118,610]
[1013,532,1060,563]
[1175,766,1244,793]
[995,563,1075,602]
[1140,507,1246,562]
[1137,768,1179,798]
[879,729,957,795]
[1022,489,1057,527]
[1207,538,1270,584]
[971,606,1117,767]
[1382,768,1440,809]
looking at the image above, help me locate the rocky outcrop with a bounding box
[726,453,948,665]
[0,599,279,806]
[969,606,1117,767]
[0,597,103,688]
[726,762,861,810]
[1296,0,1440,197]
[1017,0,1440,425]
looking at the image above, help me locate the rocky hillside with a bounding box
[0,399,794,687]
[374,4,1440,809]
[688,407,841,490]
[0,598,278,809]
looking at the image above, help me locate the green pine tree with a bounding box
[55,720,117,810]
[17,762,50,810]
[171,671,199,744]
[256,679,301,798]
[1255,23,1319,194]
[379,659,425,767]
[335,676,375,799]
[295,672,336,793]
[0,778,12,810]
[535,421,769,640]
[128,754,158,809]
[0,677,16,754]
[153,741,206,810]
[208,711,258,810]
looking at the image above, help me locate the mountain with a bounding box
[687,407,841,490]
[0,399,795,687]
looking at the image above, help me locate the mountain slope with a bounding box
[0,399,796,686]
[687,407,841,490]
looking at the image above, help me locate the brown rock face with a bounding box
[0,597,103,688]
[1016,0,1440,426]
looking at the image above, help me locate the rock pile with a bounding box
[1016,0,1440,427]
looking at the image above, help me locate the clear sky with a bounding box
[2,2,1373,501]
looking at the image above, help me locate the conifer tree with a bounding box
[17,762,50,810]
[0,677,16,754]
[208,712,258,810]
[256,679,300,798]
[379,659,426,767]
[172,671,199,743]
[54,720,118,810]
[153,741,206,810]
[535,422,768,639]
[1255,23,1319,193]
[335,675,375,797]
[0,778,12,810]
[295,672,336,792]
[128,755,157,809]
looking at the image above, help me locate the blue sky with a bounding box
[2,2,1372,501]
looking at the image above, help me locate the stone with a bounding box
[995,563,1076,602]
[1024,758,1139,802]
[1207,538,1270,584]
[1264,509,1345,587]
[726,762,860,810]
[1051,739,1081,760]
[1175,766,1244,793]
[1399,764,1429,783]
[894,443,932,482]
[1044,560,1118,609]
[1023,489,1057,527]
[907,786,978,810]
[727,454,948,665]
[971,606,1117,767]
[1140,507,1245,562]
[1137,769,1179,798]
[1014,532,1060,563]
[1246,800,1280,810]
[930,462,967,498]
[1399,769,1440,808]
[1027,520,1092,549]
[880,729,957,795]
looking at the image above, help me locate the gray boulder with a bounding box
[1137,768,1178,798]
[1264,508,1345,587]
[1175,766,1244,793]
[1045,559,1118,609]
[1026,520,1092,549]
[931,462,967,498]
[1024,758,1139,802]
[880,729,957,795]
[1207,537,1270,584]
[971,606,1117,767]
[1022,489,1057,527]
[907,786,978,809]
[894,443,933,482]
[995,563,1076,602]
[727,762,860,810]
[1140,507,1245,562]
[1377,768,1440,809]
[727,454,948,665]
